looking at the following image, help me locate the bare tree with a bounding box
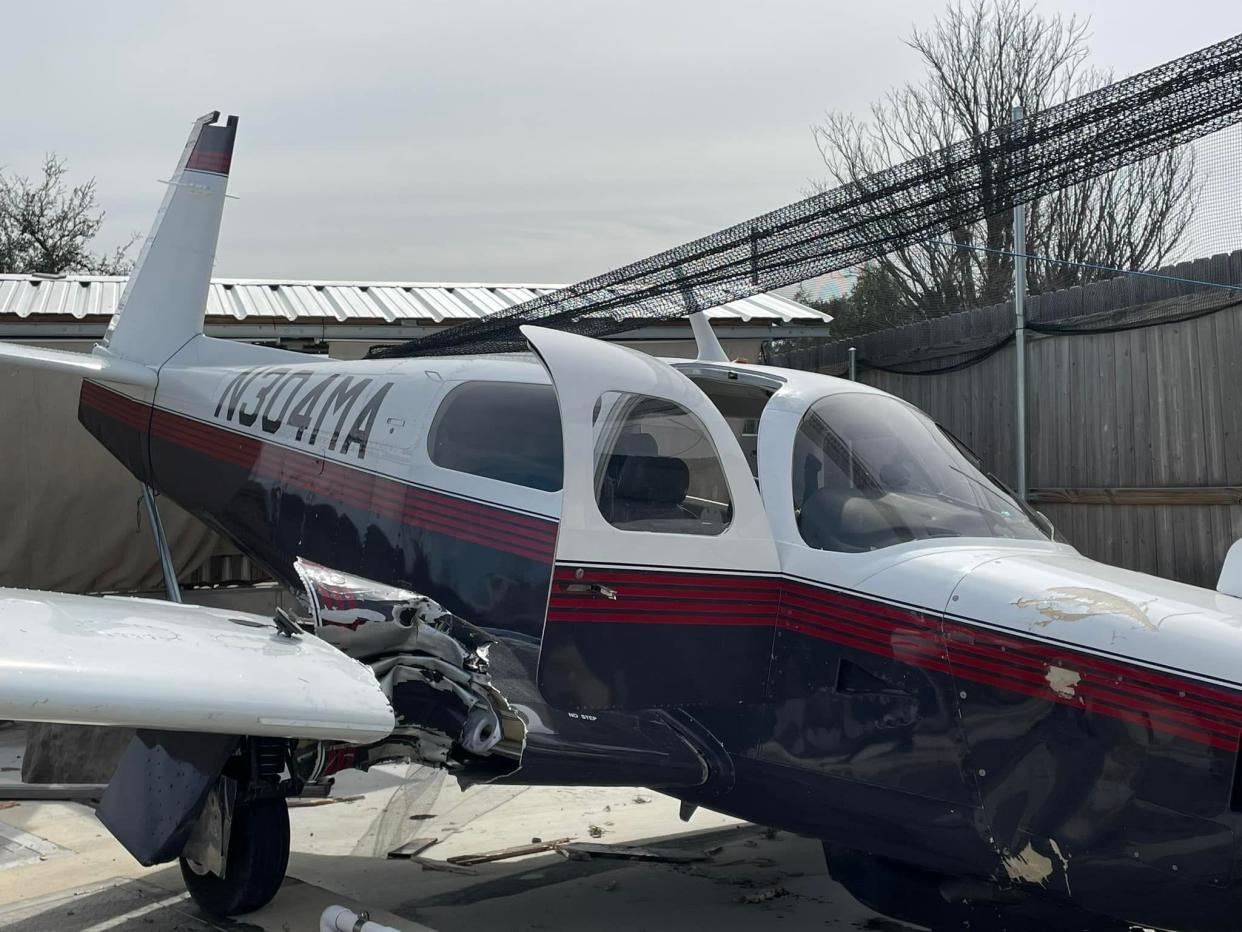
[811,0,1197,322]
[0,155,137,276]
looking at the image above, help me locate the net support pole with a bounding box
[1012,104,1029,502]
[142,483,182,603]
[848,347,857,381]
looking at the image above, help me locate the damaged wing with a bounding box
[0,588,394,743]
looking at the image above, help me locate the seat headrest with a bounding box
[615,456,690,505]
[615,432,658,456]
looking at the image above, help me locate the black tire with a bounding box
[180,796,290,917]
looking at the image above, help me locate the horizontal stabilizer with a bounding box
[0,588,395,743]
[0,341,157,387]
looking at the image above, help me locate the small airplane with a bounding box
[3,112,1242,932]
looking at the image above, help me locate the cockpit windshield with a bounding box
[793,393,1046,552]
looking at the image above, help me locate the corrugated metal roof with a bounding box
[0,275,829,326]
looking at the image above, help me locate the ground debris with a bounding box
[632,795,652,804]
[588,824,605,838]
[446,837,573,866]
[288,794,365,808]
[553,841,714,864]
[738,886,788,905]
[387,837,439,859]
[410,856,479,875]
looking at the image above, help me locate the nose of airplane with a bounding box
[946,549,1242,689]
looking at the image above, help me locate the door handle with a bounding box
[559,582,618,600]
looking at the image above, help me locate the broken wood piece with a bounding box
[288,794,365,808]
[552,842,713,864]
[409,856,478,875]
[446,837,573,866]
[387,837,439,859]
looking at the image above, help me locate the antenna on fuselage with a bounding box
[688,311,728,362]
[675,266,728,362]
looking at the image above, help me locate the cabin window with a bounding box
[688,377,773,479]
[428,381,563,492]
[793,393,1046,552]
[592,392,732,535]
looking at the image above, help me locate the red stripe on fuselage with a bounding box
[80,385,1242,751]
[547,564,1242,751]
[80,383,557,564]
[151,413,558,554]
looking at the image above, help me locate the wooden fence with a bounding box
[765,250,1242,588]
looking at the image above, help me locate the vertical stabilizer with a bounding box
[101,112,237,365]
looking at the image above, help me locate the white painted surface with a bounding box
[0,589,394,742]
[1217,539,1242,598]
[155,351,562,522]
[949,550,1242,687]
[523,325,779,573]
[101,114,231,365]
[0,342,156,387]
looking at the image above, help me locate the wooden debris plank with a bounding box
[387,837,439,859]
[553,841,713,864]
[446,837,573,866]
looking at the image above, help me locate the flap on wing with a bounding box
[0,589,394,743]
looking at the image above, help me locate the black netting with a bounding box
[370,33,1242,359]
[768,258,1242,378]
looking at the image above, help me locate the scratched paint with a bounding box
[1045,665,1082,700]
[1050,839,1071,895]
[1003,843,1055,886]
[1015,587,1157,631]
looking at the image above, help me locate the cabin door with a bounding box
[523,326,781,711]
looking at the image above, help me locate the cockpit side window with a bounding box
[593,392,732,535]
[428,381,563,491]
[793,393,1046,553]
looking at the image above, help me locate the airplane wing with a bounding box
[0,588,394,744]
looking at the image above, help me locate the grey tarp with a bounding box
[0,341,220,593]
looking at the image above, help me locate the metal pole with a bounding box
[141,484,182,603]
[1011,105,1028,503]
[848,347,857,381]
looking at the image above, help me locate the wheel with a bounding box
[180,796,290,916]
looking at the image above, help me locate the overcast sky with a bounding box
[2,1,1237,284]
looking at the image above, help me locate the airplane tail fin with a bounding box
[101,111,237,364]
[0,112,236,387]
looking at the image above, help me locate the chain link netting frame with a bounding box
[370,33,1242,359]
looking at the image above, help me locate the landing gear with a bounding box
[181,796,290,916]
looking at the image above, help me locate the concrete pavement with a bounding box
[0,724,915,931]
